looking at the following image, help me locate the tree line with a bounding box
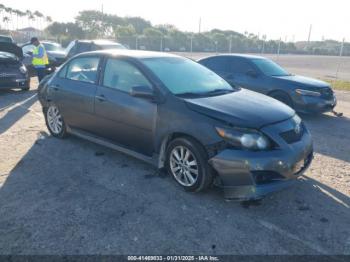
[0,3,52,30]
[0,4,348,56]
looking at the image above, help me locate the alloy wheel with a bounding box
[47,105,63,135]
[169,145,199,187]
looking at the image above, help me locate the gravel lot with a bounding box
[0,78,349,255]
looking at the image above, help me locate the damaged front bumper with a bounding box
[209,118,314,200]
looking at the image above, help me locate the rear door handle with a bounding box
[96,94,106,102]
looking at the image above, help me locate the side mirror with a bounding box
[130,85,155,99]
[246,70,258,78]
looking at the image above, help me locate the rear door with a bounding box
[50,55,101,131]
[94,57,157,155]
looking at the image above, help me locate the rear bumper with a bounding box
[0,77,29,89]
[209,129,313,200]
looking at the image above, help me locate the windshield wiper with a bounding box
[201,89,234,95]
[176,89,233,98]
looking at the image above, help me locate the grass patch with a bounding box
[323,79,350,91]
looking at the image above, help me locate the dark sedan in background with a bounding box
[0,42,30,91]
[38,50,313,200]
[64,39,126,60]
[198,54,337,114]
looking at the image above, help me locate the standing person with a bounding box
[30,37,49,82]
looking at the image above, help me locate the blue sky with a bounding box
[2,0,349,41]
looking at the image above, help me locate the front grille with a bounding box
[252,171,285,185]
[280,123,305,144]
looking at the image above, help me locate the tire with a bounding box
[22,83,30,91]
[270,91,294,109]
[44,104,67,138]
[165,137,214,192]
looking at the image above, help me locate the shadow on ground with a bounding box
[301,112,350,163]
[0,89,38,135]
[0,133,349,255]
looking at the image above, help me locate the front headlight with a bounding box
[215,127,271,151]
[19,65,27,74]
[295,89,321,97]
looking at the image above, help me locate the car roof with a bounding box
[77,39,122,45]
[200,54,266,60]
[79,49,180,59]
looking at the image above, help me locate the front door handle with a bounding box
[52,84,60,91]
[96,94,106,102]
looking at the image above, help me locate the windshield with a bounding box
[252,58,290,76]
[43,43,64,52]
[142,57,233,96]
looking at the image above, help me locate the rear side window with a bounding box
[66,57,100,84]
[103,59,151,93]
[202,57,230,72]
[230,58,255,74]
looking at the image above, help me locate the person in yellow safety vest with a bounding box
[30,37,49,82]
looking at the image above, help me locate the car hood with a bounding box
[272,75,329,89]
[185,89,294,129]
[0,42,23,59]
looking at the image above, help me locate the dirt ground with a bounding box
[0,79,349,255]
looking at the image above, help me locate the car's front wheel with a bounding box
[165,137,214,192]
[44,104,67,138]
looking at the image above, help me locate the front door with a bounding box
[229,58,267,94]
[94,58,157,156]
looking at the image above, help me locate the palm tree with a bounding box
[0,4,5,29]
[46,16,52,27]
[3,16,10,31]
[13,9,21,29]
[17,10,26,29]
[5,7,14,30]
[34,10,43,29]
[25,10,32,28]
[29,14,35,27]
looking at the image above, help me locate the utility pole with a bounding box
[101,3,104,13]
[261,35,266,54]
[190,34,193,56]
[229,35,232,53]
[277,37,281,57]
[336,38,345,79]
[160,36,163,52]
[135,36,138,50]
[198,17,201,33]
[307,24,312,50]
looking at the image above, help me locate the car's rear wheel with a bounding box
[44,104,67,138]
[165,137,214,192]
[270,91,294,109]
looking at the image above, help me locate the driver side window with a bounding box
[66,57,100,84]
[103,58,151,93]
